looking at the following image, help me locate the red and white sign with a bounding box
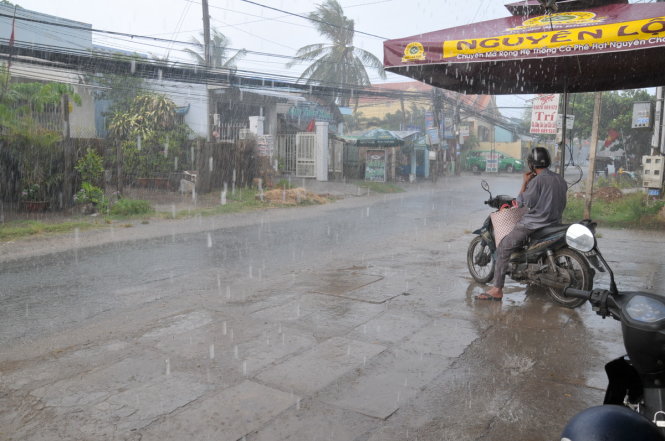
[530,94,560,135]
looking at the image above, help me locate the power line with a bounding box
[235,0,388,40]
[0,25,518,129]
[0,13,388,81]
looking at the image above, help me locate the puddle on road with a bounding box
[296,269,399,304]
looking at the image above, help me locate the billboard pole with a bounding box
[584,92,603,219]
[559,91,568,177]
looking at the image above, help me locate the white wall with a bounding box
[8,62,96,138]
[147,79,208,138]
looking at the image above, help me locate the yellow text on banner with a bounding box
[442,16,665,58]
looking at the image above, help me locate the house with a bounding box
[0,4,346,185]
[354,81,503,143]
[353,81,522,176]
[0,4,96,138]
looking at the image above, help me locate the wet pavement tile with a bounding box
[346,309,430,345]
[399,317,478,358]
[247,398,378,441]
[255,336,386,395]
[140,380,296,441]
[319,348,452,419]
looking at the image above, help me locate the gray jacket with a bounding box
[516,168,567,230]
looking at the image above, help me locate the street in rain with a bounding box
[2,0,665,440]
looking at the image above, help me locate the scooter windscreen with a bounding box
[616,292,665,376]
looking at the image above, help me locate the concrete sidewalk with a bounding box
[4,175,663,441]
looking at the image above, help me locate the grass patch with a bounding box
[154,187,267,219]
[275,178,296,189]
[358,181,405,193]
[564,192,665,229]
[2,187,316,242]
[0,220,101,242]
[110,199,153,216]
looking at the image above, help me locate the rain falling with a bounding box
[1,0,665,440]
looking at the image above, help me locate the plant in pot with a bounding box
[74,148,107,214]
[74,182,107,215]
[20,183,48,212]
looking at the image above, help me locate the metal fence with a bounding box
[277,133,297,174]
[217,122,249,143]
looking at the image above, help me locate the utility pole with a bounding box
[559,92,568,177]
[399,94,406,131]
[202,0,213,141]
[62,93,73,208]
[652,86,664,156]
[584,92,603,219]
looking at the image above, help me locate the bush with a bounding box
[276,178,295,189]
[75,182,105,205]
[564,192,665,228]
[75,148,104,185]
[110,198,153,216]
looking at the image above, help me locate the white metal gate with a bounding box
[277,134,296,173]
[295,133,316,178]
[329,139,343,175]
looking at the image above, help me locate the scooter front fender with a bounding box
[604,356,642,406]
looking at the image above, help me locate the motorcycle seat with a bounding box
[529,223,570,241]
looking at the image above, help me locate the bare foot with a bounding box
[484,287,503,299]
[475,292,502,301]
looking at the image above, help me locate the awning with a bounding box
[238,87,305,103]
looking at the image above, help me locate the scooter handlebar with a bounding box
[563,287,592,300]
[563,287,620,319]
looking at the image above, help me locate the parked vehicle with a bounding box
[464,150,524,173]
[560,224,665,441]
[466,180,602,308]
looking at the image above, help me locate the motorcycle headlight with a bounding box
[566,223,595,252]
[625,295,665,324]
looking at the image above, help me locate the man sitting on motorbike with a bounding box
[476,147,568,301]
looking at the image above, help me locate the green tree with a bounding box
[520,90,655,159]
[566,90,654,162]
[108,93,176,140]
[184,28,246,69]
[0,71,81,201]
[287,0,386,106]
[75,148,104,186]
[108,92,192,180]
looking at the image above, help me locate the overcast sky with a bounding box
[14,0,535,116]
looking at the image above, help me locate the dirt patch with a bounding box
[573,187,624,202]
[260,188,330,205]
[593,186,624,202]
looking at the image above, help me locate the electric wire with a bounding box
[234,0,388,40]
[0,13,389,83]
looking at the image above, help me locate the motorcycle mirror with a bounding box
[566,223,618,294]
[481,180,490,193]
[566,224,595,253]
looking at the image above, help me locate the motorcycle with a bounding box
[560,224,665,440]
[466,179,605,308]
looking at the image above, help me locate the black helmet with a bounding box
[528,147,551,169]
[561,405,665,441]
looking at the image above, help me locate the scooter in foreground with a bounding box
[466,180,604,308]
[561,223,665,440]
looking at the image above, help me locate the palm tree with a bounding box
[184,28,246,70]
[287,0,385,105]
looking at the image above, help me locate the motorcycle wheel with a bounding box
[467,236,495,283]
[547,248,593,308]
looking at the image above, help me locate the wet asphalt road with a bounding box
[1,175,664,441]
